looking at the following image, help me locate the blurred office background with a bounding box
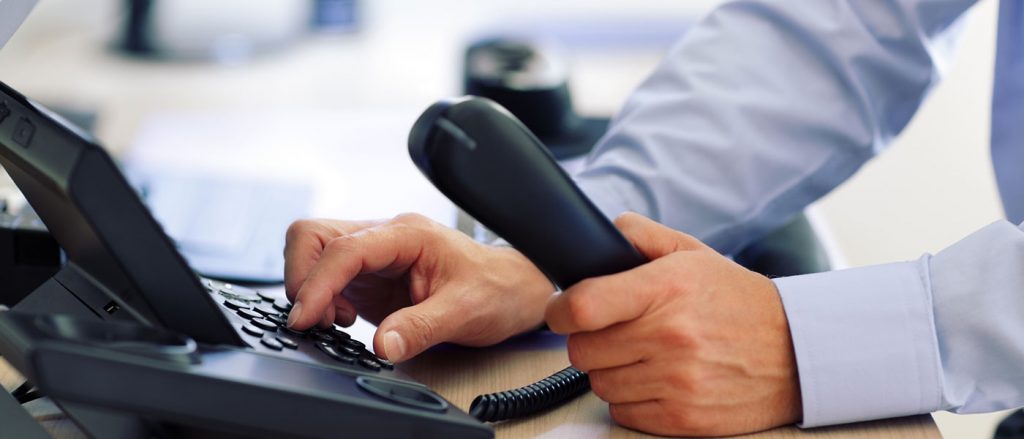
[0,0,1008,436]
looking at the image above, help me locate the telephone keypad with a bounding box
[207,279,391,373]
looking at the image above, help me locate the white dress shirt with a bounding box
[573,0,1024,427]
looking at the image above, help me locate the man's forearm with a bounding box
[575,0,977,255]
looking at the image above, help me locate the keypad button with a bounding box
[276,336,299,349]
[316,342,356,364]
[266,314,287,326]
[219,290,261,302]
[273,300,292,312]
[282,326,307,338]
[257,290,278,301]
[260,337,284,350]
[224,299,251,310]
[254,303,278,316]
[242,323,265,337]
[336,352,358,364]
[312,332,335,343]
[339,346,361,357]
[341,338,365,350]
[358,357,382,372]
[237,309,263,320]
[251,318,279,331]
[329,328,352,341]
[375,357,395,370]
[315,341,335,356]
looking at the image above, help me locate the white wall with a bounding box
[816,0,1003,267]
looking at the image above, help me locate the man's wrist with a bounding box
[490,245,558,333]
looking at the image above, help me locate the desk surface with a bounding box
[1,330,941,439]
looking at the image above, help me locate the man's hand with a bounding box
[284,213,554,362]
[546,213,801,436]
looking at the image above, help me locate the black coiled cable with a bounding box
[469,366,590,422]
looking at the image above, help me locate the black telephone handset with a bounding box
[409,97,646,288]
[408,97,648,421]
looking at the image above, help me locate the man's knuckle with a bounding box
[652,276,681,301]
[668,364,708,396]
[564,292,596,329]
[613,212,635,229]
[666,370,692,394]
[609,404,646,431]
[323,235,358,254]
[457,290,485,311]
[676,409,719,436]
[393,212,430,227]
[565,335,591,368]
[404,312,438,346]
[286,219,315,242]
[608,404,629,425]
[661,323,697,349]
[669,408,707,434]
[588,371,609,398]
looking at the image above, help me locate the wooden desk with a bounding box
[1,330,941,438]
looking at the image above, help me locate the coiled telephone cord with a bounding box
[469,366,590,422]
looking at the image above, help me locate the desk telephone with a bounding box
[0,79,643,438]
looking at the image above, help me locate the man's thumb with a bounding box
[614,212,705,260]
[373,298,456,363]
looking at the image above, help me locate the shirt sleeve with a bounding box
[776,220,1024,427]
[574,0,977,256]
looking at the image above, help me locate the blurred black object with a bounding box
[117,0,311,62]
[120,0,154,56]
[0,205,62,307]
[734,213,832,278]
[464,38,608,160]
[997,410,1024,438]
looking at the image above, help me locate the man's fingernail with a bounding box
[287,302,304,328]
[339,308,356,325]
[383,331,406,362]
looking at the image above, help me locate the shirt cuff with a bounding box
[773,260,943,427]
